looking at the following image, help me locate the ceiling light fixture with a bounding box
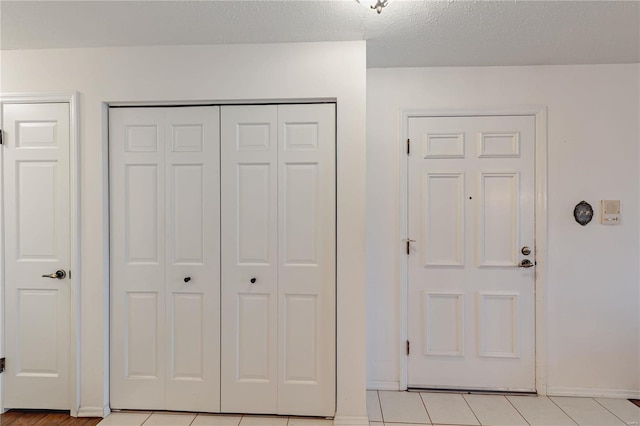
[357,0,389,14]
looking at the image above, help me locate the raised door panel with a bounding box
[221,105,278,413]
[16,290,60,376]
[16,162,58,259]
[126,292,160,379]
[478,173,520,267]
[277,104,335,416]
[110,108,166,409]
[165,106,220,412]
[3,102,70,409]
[422,172,465,267]
[125,164,160,264]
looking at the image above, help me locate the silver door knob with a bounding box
[518,259,535,268]
[42,269,66,279]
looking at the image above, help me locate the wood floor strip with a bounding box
[0,411,101,426]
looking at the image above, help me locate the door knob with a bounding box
[184,277,191,283]
[250,278,257,284]
[518,259,535,268]
[42,269,67,279]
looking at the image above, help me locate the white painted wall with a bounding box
[1,41,368,422]
[366,64,640,397]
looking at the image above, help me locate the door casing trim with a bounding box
[398,106,548,394]
[0,91,81,415]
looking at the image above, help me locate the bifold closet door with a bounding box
[110,107,220,412]
[221,104,336,416]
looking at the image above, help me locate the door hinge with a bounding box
[406,340,410,356]
[406,138,410,155]
[0,357,5,373]
[405,239,415,255]
[0,129,3,145]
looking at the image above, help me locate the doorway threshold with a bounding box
[407,387,537,396]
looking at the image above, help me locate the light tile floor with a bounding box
[97,392,640,426]
[368,391,640,426]
[97,412,332,426]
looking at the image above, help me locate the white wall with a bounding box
[366,64,640,397]
[1,41,368,422]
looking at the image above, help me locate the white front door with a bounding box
[220,104,336,416]
[2,102,71,409]
[407,115,536,392]
[110,106,220,411]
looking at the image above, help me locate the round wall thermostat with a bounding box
[574,201,593,226]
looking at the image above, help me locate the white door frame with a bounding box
[399,106,548,394]
[0,92,81,415]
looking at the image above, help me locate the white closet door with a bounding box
[164,107,220,411]
[110,108,166,409]
[110,106,220,411]
[221,105,279,413]
[277,104,335,416]
[221,104,335,416]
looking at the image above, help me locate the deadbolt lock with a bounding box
[521,246,531,256]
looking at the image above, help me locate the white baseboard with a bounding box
[367,380,400,391]
[78,405,109,418]
[547,387,640,399]
[333,416,370,426]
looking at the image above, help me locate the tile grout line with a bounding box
[503,395,531,426]
[188,412,197,426]
[547,395,581,426]
[593,397,632,425]
[417,392,433,425]
[461,393,482,426]
[377,390,386,423]
[140,411,152,425]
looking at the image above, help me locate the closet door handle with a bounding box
[184,277,191,283]
[250,278,257,284]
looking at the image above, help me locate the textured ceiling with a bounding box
[1,0,639,68]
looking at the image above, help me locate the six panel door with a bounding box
[3,102,71,409]
[221,104,336,416]
[407,115,536,392]
[110,106,221,411]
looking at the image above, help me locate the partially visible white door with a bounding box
[276,104,335,416]
[3,102,70,409]
[407,115,536,392]
[110,106,220,411]
[221,104,335,416]
[220,105,279,413]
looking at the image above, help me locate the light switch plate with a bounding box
[601,200,621,224]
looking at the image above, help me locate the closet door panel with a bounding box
[110,108,166,409]
[165,107,220,412]
[277,104,336,416]
[221,106,279,413]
